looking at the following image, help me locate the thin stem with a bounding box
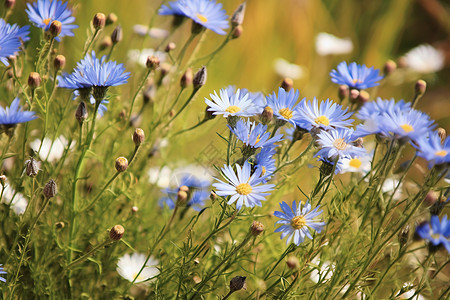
[128,68,153,122]
[83,29,100,57]
[166,89,199,127]
[65,239,115,270]
[264,244,296,280]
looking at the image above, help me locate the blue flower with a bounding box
[415,131,450,166]
[416,215,450,253]
[274,200,326,246]
[26,0,78,39]
[225,85,265,113]
[378,109,435,141]
[330,61,383,90]
[205,88,260,118]
[0,264,6,283]
[228,119,283,149]
[296,98,353,131]
[0,98,37,128]
[357,98,411,121]
[266,87,302,125]
[0,19,30,66]
[316,128,366,160]
[255,146,277,180]
[213,161,274,210]
[159,0,229,35]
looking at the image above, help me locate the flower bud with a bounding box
[28,72,41,89]
[111,25,123,44]
[293,126,308,141]
[132,128,145,147]
[424,191,438,206]
[351,137,364,148]
[383,59,397,76]
[49,20,62,37]
[4,0,14,9]
[43,179,57,198]
[146,55,160,70]
[99,36,112,50]
[54,55,66,71]
[357,90,369,106]
[55,221,65,229]
[193,66,207,90]
[131,206,139,213]
[115,157,128,172]
[0,175,6,185]
[177,190,188,203]
[349,89,359,103]
[280,78,293,91]
[319,160,335,177]
[338,85,349,101]
[25,158,39,177]
[231,2,246,27]
[203,106,216,121]
[250,221,264,236]
[75,101,88,124]
[286,256,300,269]
[106,13,118,26]
[110,224,125,241]
[231,25,243,39]
[210,191,217,202]
[93,13,106,30]
[179,185,189,193]
[180,68,193,88]
[398,224,410,247]
[415,80,427,97]
[165,42,176,53]
[437,128,446,144]
[229,276,247,292]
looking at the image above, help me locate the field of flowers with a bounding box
[0,0,449,299]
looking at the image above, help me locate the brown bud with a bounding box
[132,128,145,147]
[146,55,160,70]
[349,89,359,103]
[383,59,397,76]
[177,190,188,203]
[25,158,39,177]
[49,20,62,37]
[115,157,128,172]
[437,128,446,144]
[357,90,370,106]
[210,191,217,202]
[231,25,243,39]
[398,225,410,247]
[106,13,118,26]
[352,137,364,148]
[0,175,6,185]
[286,256,300,269]
[93,13,106,30]
[193,66,207,90]
[204,106,216,121]
[180,68,193,88]
[110,225,125,241]
[250,221,264,236]
[165,42,176,53]
[131,206,139,213]
[179,185,189,193]
[54,55,66,71]
[43,179,57,198]
[415,80,427,97]
[4,0,15,9]
[28,72,41,89]
[231,2,246,27]
[111,25,123,44]
[338,85,349,101]
[75,101,88,124]
[260,106,273,124]
[55,221,65,229]
[229,276,247,292]
[281,78,293,91]
[99,36,112,50]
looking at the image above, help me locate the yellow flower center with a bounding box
[196,13,208,23]
[333,138,348,150]
[132,272,145,282]
[435,150,447,157]
[236,183,252,195]
[279,108,293,120]
[225,105,240,114]
[43,18,52,26]
[314,115,330,126]
[349,158,362,169]
[261,166,266,175]
[431,233,441,240]
[352,79,362,84]
[255,135,261,145]
[400,124,414,133]
[291,215,306,230]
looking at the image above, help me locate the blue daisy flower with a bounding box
[255,146,277,180]
[416,215,450,253]
[0,98,37,128]
[159,1,185,16]
[316,128,366,160]
[266,87,302,125]
[379,109,435,141]
[225,85,266,113]
[415,131,450,167]
[330,61,384,90]
[296,98,353,131]
[274,200,326,246]
[0,264,6,283]
[26,0,78,39]
[213,161,274,210]
[205,88,260,118]
[0,19,30,65]
[357,98,411,121]
[228,119,283,149]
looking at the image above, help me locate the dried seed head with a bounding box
[28,72,41,89]
[260,106,273,124]
[231,25,243,39]
[193,66,207,90]
[286,256,300,269]
[43,179,57,198]
[115,157,128,172]
[250,221,264,236]
[165,42,176,53]
[383,59,397,76]
[437,128,446,144]
[25,158,39,177]
[229,276,247,292]
[106,13,118,26]
[146,55,160,70]
[415,80,427,97]
[93,13,106,30]
[111,25,123,44]
[49,20,62,37]
[54,55,66,71]
[110,224,125,241]
[231,2,246,27]
[180,68,193,88]
[338,85,349,101]
[132,128,145,147]
[75,101,88,124]
[280,78,293,91]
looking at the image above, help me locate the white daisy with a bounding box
[2,183,28,215]
[315,32,353,56]
[339,152,372,175]
[205,88,260,118]
[273,58,305,79]
[116,253,159,284]
[403,44,445,73]
[132,24,169,39]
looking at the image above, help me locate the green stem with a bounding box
[127,69,153,122]
[275,140,314,173]
[65,239,115,270]
[176,33,197,66]
[166,89,199,127]
[83,29,100,57]
[264,243,296,280]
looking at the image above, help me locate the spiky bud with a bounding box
[28,72,41,89]
[165,42,176,53]
[415,80,427,97]
[231,2,246,27]
[115,157,128,172]
[437,128,446,144]
[75,101,88,124]
[43,179,57,198]
[111,25,123,44]
[132,128,145,147]
[110,224,125,241]
[383,59,397,76]
[106,13,118,26]
[180,68,193,88]
[250,221,264,236]
[49,20,62,37]
[231,25,243,39]
[193,66,207,90]
[338,85,349,101]
[286,256,300,269]
[25,158,39,177]
[280,78,293,91]
[54,55,66,71]
[229,276,247,292]
[93,13,106,30]
[146,56,160,70]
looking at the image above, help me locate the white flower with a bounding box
[396,283,426,300]
[148,164,212,189]
[382,178,403,201]
[116,253,159,284]
[315,32,353,56]
[148,166,172,188]
[273,58,305,79]
[127,48,166,67]
[310,258,334,283]
[29,136,74,163]
[2,183,28,215]
[133,24,169,39]
[339,152,372,175]
[403,44,445,73]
